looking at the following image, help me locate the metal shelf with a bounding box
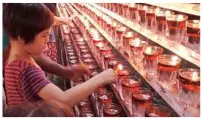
[69,4,132,117]
[146,3,200,16]
[71,3,200,117]
[89,3,200,68]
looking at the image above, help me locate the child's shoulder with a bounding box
[5,60,36,71]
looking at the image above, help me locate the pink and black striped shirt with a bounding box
[4,60,51,106]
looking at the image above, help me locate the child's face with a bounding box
[25,28,52,56]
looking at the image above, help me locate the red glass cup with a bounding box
[145,104,171,117]
[143,46,163,79]
[178,68,200,115]
[88,64,99,71]
[122,31,136,54]
[114,64,131,94]
[137,5,148,29]
[122,3,129,18]
[99,46,112,68]
[110,20,118,39]
[104,103,121,117]
[166,14,188,43]
[122,76,141,114]
[129,38,148,64]
[186,20,200,53]
[115,25,128,50]
[157,55,181,92]
[132,88,153,116]
[95,41,107,59]
[146,7,156,30]
[128,3,138,22]
[83,58,95,65]
[98,90,113,116]
[104,53,116,70]
[108,58,121,70]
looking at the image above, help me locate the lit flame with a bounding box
[165,10,173,16]
[97,42,104,48]
[192,72,199,81]
[133,38,141,47]
[155,8,160,14]
[129,3,135,7]
[171,56,179,61]
[118,64,123,70]
[177,15,184,21]
[171,56,179,66]
[114,64,123,75]
[143,6,148,10]
[145,47,152,54]
[129,80,135,84]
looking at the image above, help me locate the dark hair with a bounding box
[3,3,54,44]
[43,3,57,15]
[3,100,75,117]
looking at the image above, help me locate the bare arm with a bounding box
[34,54,68,77]
[38,69,115,107]
[34,54,90,80]
[54,14,77,26]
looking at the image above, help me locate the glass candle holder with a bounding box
[122,31,136,55]
[95,42,108,61]
[104,53,116,70]
[122,76,141,114]
[98,90,113,116]
[143,46,163,79]
[132,88,153,117]
[122,3,129,18]
[129,38,148,64]
[145,7,156,31]
[108,58,121,69]
[137,5,148,30]
[155,10,166,37]
[166,14,188,43]
[128,3,138,22]
[114,64,131,94]
[178,68,200,116]
[186,20,200,53]
[110,20,118,40]
[145,104,171,117]
[104,103,121,117]
[157,55,181,93]
[115,25,128,50]
[99,46,112,68]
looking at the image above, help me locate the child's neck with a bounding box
[8,40,34,64]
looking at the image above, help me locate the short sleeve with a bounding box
[19,66,51,100]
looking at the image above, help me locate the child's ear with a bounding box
[18,36,25,45]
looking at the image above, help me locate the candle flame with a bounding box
[155,8,160,14]
[171,56,179,61]
[145,47,152,54]
[97,42,104,47]
[114,64,123,75]
[143,6,148,10]
[177,15,184,21]
[129,3,135,7]
[165,10,173,16]
[170,56,179,66]
[118,64,123,70]
[192,72,199,81]
[130,38,141,47]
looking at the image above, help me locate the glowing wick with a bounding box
[171,56,179,66]
[177,15,184,21]
[118,64,123,70]
[145,47,152,55]
[192,72,199,81]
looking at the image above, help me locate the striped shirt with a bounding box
[4,60,51,106]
